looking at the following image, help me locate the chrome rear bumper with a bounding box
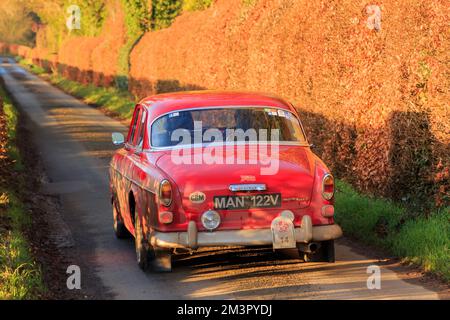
[149,215,343,249]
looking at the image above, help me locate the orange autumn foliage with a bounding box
[57,0,127,86]
[129,0,449,207]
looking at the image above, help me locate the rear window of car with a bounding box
[151,107,308,148]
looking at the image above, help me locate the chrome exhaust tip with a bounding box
[297,242,320,253]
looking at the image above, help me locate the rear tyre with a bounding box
[134,211,150,271]
[134,211,172,272]
[301,240,335,263]
[113,201,129,239]
[322,240,335,263]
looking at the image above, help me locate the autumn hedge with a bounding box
[128,0,448,209]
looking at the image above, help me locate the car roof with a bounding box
[139,90,297,119]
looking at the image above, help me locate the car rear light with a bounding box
[322,174,334,200]
[321,205,334,217]
[159,211,173,224]
[159,179,172,206]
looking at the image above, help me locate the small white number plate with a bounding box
[271,216,296,249]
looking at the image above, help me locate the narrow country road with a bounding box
[0,58,446,300]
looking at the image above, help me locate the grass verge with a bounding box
[0,84,45,299]
[335,179,449,282]
[50,75,135,120]
[16,57,135,120]
[17,57,450,283]
[17,58,46,76]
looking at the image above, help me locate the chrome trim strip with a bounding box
[110,165,155,194]
[229,183,267,192]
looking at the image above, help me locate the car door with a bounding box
[123,105,148,233]
[116,105,144,232]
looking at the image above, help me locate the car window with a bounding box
[128,106,142,146]
[135,109,147,149]
[151,107,308,148]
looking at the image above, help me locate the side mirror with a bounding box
[112,132,125,146]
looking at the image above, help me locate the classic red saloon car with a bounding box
[109,91,342,272]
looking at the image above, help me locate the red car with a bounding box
[109,91,342,272]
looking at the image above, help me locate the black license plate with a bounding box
[213,193,281,210]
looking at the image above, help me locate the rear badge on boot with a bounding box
[189,191,206,204]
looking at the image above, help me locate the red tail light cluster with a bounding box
[159,179,172,206]
[159,211,173,224]
[322,174,334,200]
[321,205,335,217]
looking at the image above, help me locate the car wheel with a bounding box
[113,201,129,239]
[300,240,335,263]
[134,211,150,271]
[322,240,335,263]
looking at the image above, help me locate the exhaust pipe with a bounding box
[297,242,320,253]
